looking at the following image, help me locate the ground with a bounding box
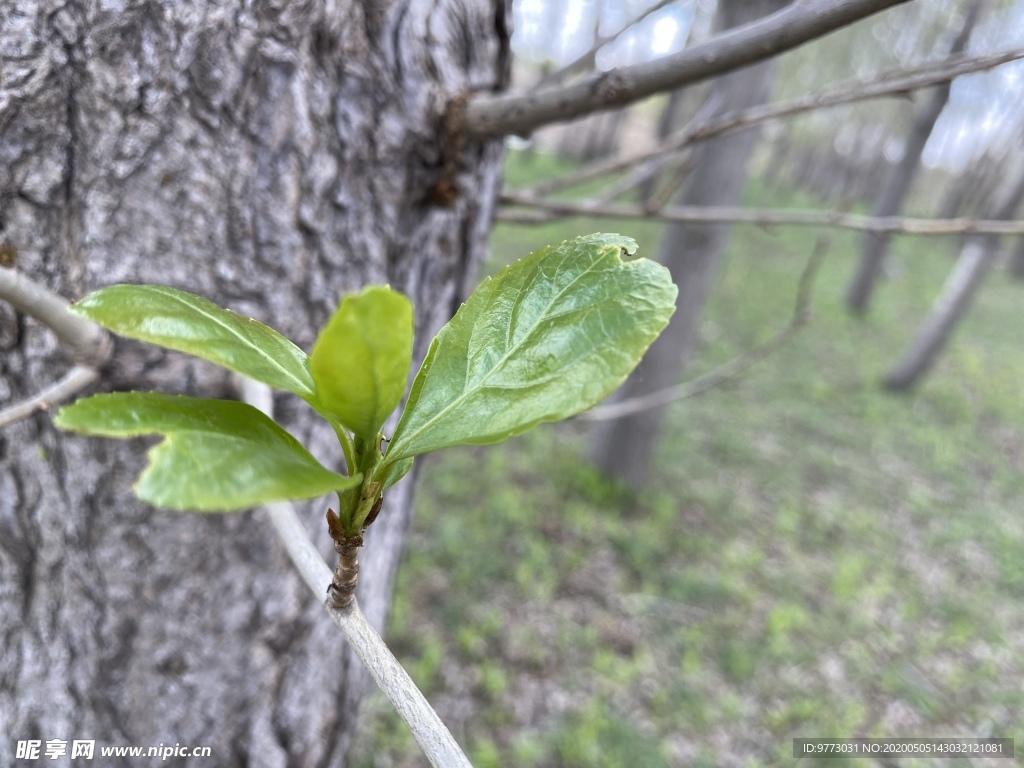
[348,151,1024,767]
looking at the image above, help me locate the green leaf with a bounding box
[310,285,413,441]
[382,233,677,464]
[375,455,414,492]
[71,285,316,401]
[55,392,358,511]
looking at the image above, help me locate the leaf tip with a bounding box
[577,233,639,260]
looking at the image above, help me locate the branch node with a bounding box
[428,90,471,207]
[327,524,363,611]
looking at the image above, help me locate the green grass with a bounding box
[349,152,1024,767]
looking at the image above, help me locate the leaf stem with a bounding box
[330,418,358,476]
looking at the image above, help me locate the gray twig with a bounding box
[0,267,111,430]
[515,45,1024,197]
[499,195,1024,236]
[534,0,678,89]
[463,0,911,138]
[0,365,100,429]
[0,266,111,364]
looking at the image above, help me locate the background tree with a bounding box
[845,0,986,314]
[884,158,1024,390]
[588,0,794,488]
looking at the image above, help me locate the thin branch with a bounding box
[0,267,112,430]
[643,151,695,211]
[581,237,827,421]
[463,0,911,138]
[518,45,1024,197]
[0,266,111,363]
[0,365,99,429]
[535,0,678,89]
[498,195,1024,236]
[237,378,473,768]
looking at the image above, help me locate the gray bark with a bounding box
[0,1,509,765]
[845,0,983,314]
[1010,236,1024,279]
[588,0,792,489]
[884,167,1024,391]
[579,109,629,162]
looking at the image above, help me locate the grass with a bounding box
[348,151,1024,767]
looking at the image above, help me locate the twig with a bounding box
[0,267,111,430]
[590,93,723,205]
[515,45,1024,197]
[463,0,911,138]
[238,377,473,768]
[0,266,111,363]
[534,0,678,89]
[580,237,828,421]
[0,365,99,429]
[498,194,1024,236]
[644,151,695,211]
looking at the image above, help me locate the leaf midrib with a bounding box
[154,287,313,397]
[388,251,610,458]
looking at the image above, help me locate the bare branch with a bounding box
[643,151,695,211]
[0,365,99,430]
[535,0,678,89]
[519,45,1024,197]
[237,378,472,768]
[0,266,111,363]
[0,267,113,430]
[499,194,1024,236]
[463,0,911,138]
[581,237,827,421]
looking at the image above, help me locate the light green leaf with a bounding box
[71,285,316,401]
[375,455,414,492]
[310,285,413,441]
[382,233,677,464]
[55,392,358,511]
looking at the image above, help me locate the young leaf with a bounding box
[71,285,316,401]
[310,286,413,441]
[382,233,677,464]
[374,455,414,492]
[55,392,359,511]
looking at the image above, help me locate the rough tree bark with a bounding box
[588,0,792,489]
[844,0,983,313]
[0,2,509,765]
[884,166,1024,391]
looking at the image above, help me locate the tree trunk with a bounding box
[0,1,509,765]
[884,168,1024,391]
[1009,236,1024,280]
[845,0,983,314]
[588,0,792,489]
[580,109,629,162]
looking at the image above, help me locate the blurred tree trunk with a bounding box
[588,0,792,489]
[845,0,983,314]
[884,168,1024,391]
[1010,236,1024,279]
[0,1,508,764]
[637,89,688,201]
[580,109,630,161]
[937,144,1006,220]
